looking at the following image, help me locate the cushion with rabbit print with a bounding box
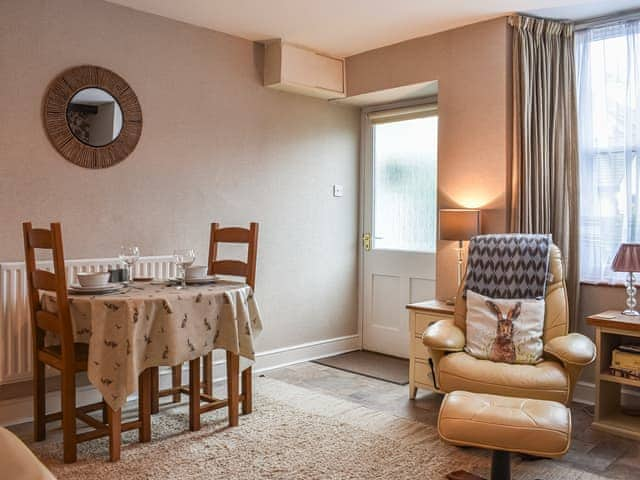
[464,290,545,365]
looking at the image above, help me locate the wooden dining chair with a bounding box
[23,222,151,463]
[156,222,258,430]
[203,222,259,411]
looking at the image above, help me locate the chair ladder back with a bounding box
[22,222,74,358]
[245,223,258,290]
[211,260,249,278]
[208,222,259,290]
[207,222,220,277]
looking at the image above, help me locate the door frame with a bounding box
[357,95,439,349]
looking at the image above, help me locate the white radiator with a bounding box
[0,256,176,385]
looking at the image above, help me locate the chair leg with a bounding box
[102,399,108,424]
[226,351,239,427]
[241,366,252,414]
[150,366,159,414]
[490,451,511,480]
[189,357,201,431]
[106,406,121,462]
[138,368,152,443]
[61,371,77,464]
[33,360,46,441]
[203,352,213,396]
[172,364,182,403]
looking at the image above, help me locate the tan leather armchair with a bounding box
[423,244,595,405]
[0,427,56,479]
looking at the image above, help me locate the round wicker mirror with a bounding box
[43,65,142,169]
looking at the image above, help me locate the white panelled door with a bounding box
[361,103,438,358]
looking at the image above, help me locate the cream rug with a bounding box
[28,377,607,479]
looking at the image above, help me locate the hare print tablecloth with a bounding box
[42,281,262,410]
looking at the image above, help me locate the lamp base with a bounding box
[621,272,639,317]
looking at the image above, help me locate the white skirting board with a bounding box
[0,334,361,427]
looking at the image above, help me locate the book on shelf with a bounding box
[612,346,640,371]
[617,344,640,354]
[609,366,640,380]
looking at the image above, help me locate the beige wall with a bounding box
[346,18,512,300]
[0,0,360,351]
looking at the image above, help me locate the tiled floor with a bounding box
[265,362,640,479]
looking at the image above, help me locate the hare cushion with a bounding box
[464,290,545,364]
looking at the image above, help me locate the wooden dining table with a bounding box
[41,279,263,456]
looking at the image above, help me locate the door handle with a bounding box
[362,233,372,251]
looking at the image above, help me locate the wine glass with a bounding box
[119,245,140,284]
[173,248,196,289]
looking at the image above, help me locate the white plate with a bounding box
[69,283,124,293]
[70,282,123,291]
[169,276,217,285]
[186,276,217,285]
[68,288,124,295]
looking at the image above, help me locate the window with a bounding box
[369,105,438,252]
[576,20,640,283]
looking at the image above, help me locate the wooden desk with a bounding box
[587,310,640,441]
[406,300,455,399]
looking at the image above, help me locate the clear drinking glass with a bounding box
[119,245,140,284]
[173,248,196,289]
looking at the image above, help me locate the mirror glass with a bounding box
[66,88,123,147]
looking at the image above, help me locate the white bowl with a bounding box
[77,271,111,288]
[185,265,208,280]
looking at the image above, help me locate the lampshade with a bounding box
[439,209,481,241]
[611,243,640,272]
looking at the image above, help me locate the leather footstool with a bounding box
[437,391,571,480]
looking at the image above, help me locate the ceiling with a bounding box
[106,0,640,57]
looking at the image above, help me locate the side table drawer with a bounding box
[408,302,455,398]
[414,360,435,388]
[413,336,429,360]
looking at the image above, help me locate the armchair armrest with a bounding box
[0,427,56,480]
[422,320,465,352]
[544,333,596,366]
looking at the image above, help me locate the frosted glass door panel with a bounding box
[373,116,438,252]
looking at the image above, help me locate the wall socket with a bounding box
[333,184,344,197]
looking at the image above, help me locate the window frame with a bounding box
[362,97,439,254]
[576,20,640,285]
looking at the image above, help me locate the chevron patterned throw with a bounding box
[464,234,551,299]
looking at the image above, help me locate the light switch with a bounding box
[333,184,344,197]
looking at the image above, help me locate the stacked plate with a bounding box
[68,283,125,295]
[187,275,217,285]
[168,276,218,286]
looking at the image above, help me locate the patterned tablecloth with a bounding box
[42,281,262,410]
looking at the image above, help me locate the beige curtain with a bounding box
[509,15,579,329]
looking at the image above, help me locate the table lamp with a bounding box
[439,209,481,303]
[611,243,640,316]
